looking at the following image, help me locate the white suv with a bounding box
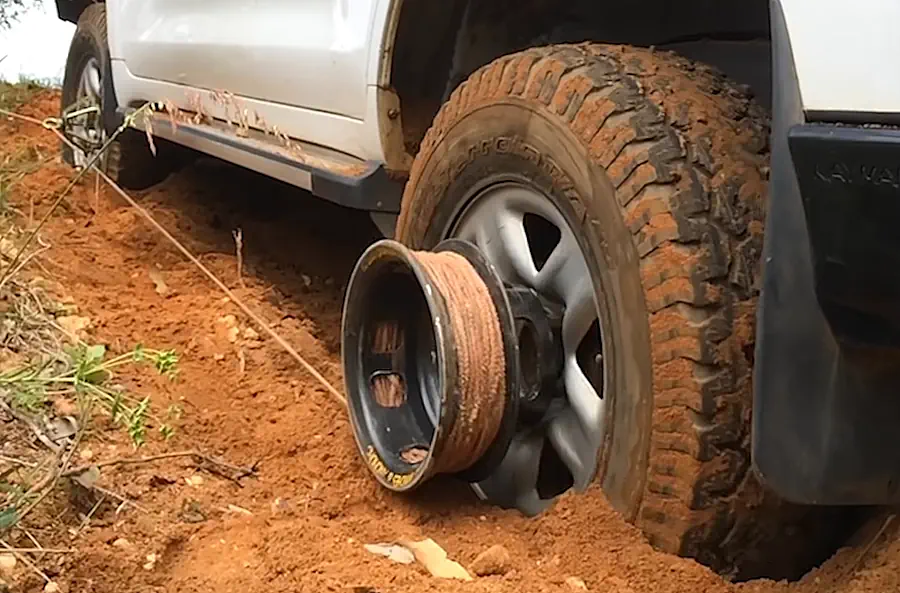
[55,0,900,578]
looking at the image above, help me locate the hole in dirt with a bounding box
[138,157,382,354]
[730,505,872,582]
[523,213,561,271]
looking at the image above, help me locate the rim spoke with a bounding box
[536,231,588,303]
[473,201,538,285]
[547,407,597,490]
[561,278,597,355]
[564,356,604,430]
[79,59,102,100]
[87,66,101,98]
[546,360,605,490]
[472,430,550,516]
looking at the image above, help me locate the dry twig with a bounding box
[0,547,71,554]
[846,513,896,577]
[233,228,245,288]
[0,398,61,452]
[62,449,257,481]
[0,539,51,583]
[71,495,106,538]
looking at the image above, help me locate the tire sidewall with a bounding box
[397,98,654,517]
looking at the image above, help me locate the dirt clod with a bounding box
[470,544,512,576]
[178,499,207,523]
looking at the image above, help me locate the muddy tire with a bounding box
[61,4,174,190]
[395,43,771,572]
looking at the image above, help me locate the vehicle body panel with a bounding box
[105,0,394,163]
[111,0,374,120]
[109,59,387,162]
[780,0,900,117]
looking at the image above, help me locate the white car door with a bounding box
[111,0,375,125]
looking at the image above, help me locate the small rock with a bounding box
[242,327,259,340]
[148,269,169,295]
[301,274,312,287]
[0,238,18,260]
[111,538,131,548]
[565,576,588,591]
[44,582,60,593]
[364,543,415,565]
[227,326,240,343]
[213,353,225,361]
[57,315,91,339]
[46,416,78,441]
[218,314,237,327]
[179,499,207,523]
[0,554,16,572]
[79,448,94,461]
[226,504,252,516]
[270,498,289,513]
[470,544,511,577]
[142,553,157,571]
[185,475,204,487]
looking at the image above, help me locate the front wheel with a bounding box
[61,4,175,190]
[396,43,771,572]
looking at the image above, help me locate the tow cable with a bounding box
[342,238,565,494]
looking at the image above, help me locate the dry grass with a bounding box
[0,82,188,587]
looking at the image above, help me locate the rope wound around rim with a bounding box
[342,239,522,492]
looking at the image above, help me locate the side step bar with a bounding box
[124,109,404,214]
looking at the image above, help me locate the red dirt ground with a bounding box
[2,91,899,593]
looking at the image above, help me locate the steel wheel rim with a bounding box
[447,179,609,513]
[70,57,105,169]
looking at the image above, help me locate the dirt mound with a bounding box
[1,92,898,593]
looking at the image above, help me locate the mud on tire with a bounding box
[395,43,779,573]
[61,4,174,190]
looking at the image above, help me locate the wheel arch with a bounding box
[380,0,772,174]
[54,0,96,23]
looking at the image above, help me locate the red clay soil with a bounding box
[1,92,899,593]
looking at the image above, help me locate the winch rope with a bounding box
[414,250,507,473]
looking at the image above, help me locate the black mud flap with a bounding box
[752,0,900,505]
